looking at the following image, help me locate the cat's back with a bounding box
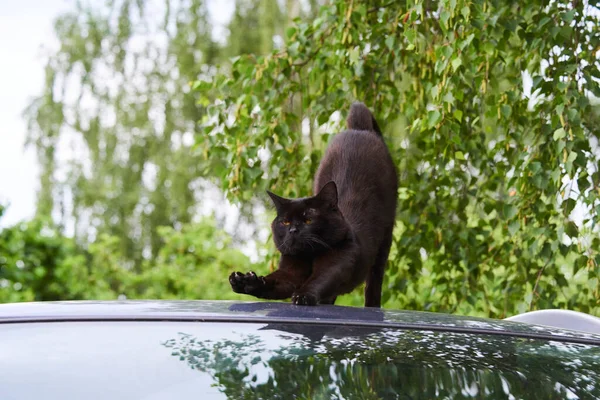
[316,129,396,193]
[314,102,397,238]
[333,128,395,171]
[314,129,397,225]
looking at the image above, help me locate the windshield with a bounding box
[1,321,598,399]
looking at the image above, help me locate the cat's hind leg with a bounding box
[292,247,358,306]
[364,227,393,308]
[320,296,337,305]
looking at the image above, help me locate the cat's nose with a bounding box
[289,226,298,233]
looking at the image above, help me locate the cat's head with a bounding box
[267,181,349,256]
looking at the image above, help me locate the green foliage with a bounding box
[24,0,315,270]
[129,218,255,300]
[24,0,222,268]
[226,0,283,57]
[0,213,78,302]
[198,0,600,317]
[10,0,314,306]
[0,205,254,302]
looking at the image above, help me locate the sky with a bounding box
[0,0,234,227]
[0,1,72,226]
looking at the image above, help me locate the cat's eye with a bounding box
[305,218,312,225]
[282,220,291,226]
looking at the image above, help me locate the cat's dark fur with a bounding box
[229,102,397,307]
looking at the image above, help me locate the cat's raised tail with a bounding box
[346,102,382,136]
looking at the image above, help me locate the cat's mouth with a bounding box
[280,238,300,255]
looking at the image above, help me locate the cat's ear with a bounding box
[266,190,291,212]
[315,181,338,209]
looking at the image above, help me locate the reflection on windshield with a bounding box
[162,325,600,399]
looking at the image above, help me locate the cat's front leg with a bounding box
[229,271,268,295]
[229,269,299,299]
[229,256,311,300]
[292,248,359,306]
[290,292,319,305]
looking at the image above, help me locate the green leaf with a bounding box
[564,198,577,215]
[443,91,455,104]
[553,128,566,141]
[404,29,416,44]
[455,151,465,160]
[453,109,463,122]
[508,220,520,236]
[427,110,441,128]
[503,204,518,219]
[573,256,588,275]
[551,168,562,184]
[567,108,579,124]
[451,57,462,72]
[538,16,551,28]
[555,274,569,288]
[440,10,451,28]
[285,27,297,40]
[564,221,579,238]
[246,167,263,181]
[529,161,542,174]
[561,10,576,23]
[348,47,360,64]
[317,112,329,126]
[430,85,439,99]
[385,36,395,50]
[459,33,475,50]
[482,42,495,55]
[461,6,470,19]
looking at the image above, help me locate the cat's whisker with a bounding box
[300,234,332,252]
[308,234,331,249]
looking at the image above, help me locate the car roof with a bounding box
[1,300,600,346]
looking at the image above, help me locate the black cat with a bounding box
[229,102,397,307]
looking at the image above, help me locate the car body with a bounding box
[1,300,599,399]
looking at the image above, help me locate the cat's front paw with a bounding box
[291,292,318,306]
[229,271,267,295]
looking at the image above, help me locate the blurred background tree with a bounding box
[25,0,221,268]
[3,0,308,303]
[2,0,599,318]
[198,0,600,316]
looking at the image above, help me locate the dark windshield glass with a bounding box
[1,321,598,399]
